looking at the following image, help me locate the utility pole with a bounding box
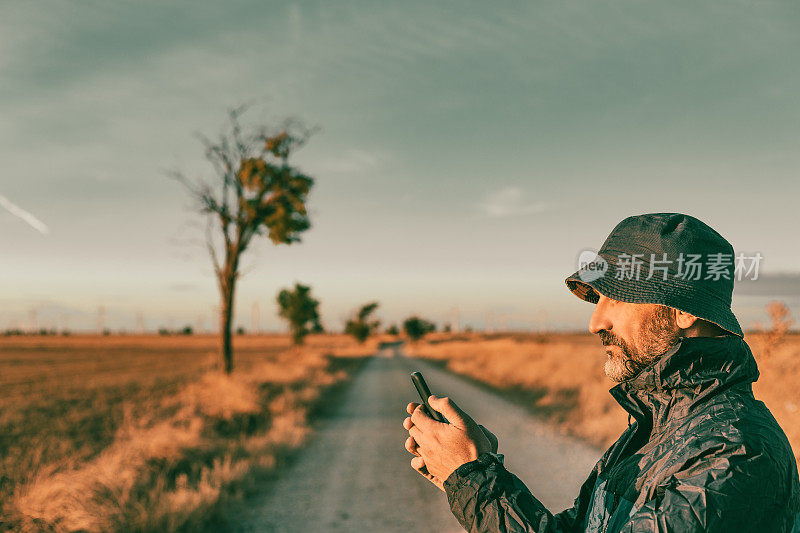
[498,314,508,333]
[28,308,38,333]
[450,307,460,333]
[251,301,260,335]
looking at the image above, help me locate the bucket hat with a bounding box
[565,213,743,337]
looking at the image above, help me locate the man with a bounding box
[403,213,800,532]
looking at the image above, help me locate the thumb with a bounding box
[428,395,466,425]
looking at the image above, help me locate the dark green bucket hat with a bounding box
[565,213,744,337]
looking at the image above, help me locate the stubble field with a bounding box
[0,334,372,532]
[4,331,798,531]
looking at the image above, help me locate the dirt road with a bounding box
[235,346,602,532]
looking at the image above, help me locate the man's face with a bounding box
[589,294,681,382]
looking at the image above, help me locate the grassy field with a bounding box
[0,334,374,532]
[5,330,798,531]
[406,332,800,468]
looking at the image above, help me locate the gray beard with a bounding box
[603,334,680,382]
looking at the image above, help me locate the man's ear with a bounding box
[675,309,699,329]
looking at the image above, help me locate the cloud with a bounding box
[479,187,549,218]
[735,272,800,297]
[0,194,49,234]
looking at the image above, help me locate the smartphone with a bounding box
[410,371,447,423]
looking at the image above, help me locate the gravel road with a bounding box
[235,346,602,532]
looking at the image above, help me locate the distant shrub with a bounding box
[344,302,380,344]
[276,283,323,345]
[757,301,794,360]
[403,316,436,342]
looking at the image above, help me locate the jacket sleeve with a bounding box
[621,449,800,533]
[443,452,598,533]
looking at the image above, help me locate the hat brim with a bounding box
[565,269,744,338]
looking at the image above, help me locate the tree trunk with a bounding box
[219,270,237,374]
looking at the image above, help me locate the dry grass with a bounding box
[749,332,800,465]
[0,334,372,532]
[406,333,629,448]
[406,332,800,469]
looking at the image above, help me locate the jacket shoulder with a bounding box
[655,393,799,504]
[627,397,800,531]
[676,391,795,462]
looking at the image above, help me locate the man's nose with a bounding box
[589,296,612,334]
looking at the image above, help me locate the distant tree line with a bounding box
[0,304,443,343]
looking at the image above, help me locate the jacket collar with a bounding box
[609,335,760,423]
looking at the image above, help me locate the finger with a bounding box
[408,424,425,447]
[407,402,420,415]
[411,456,444,491]
[402,416,414,431]
[427,395,467,425]
[405,435,420,456]
[411,455,427,472]
[410,403,437,432]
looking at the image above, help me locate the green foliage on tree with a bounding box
[386,324,399,336]
[277,283,323,345]
[344,302,381,344]
[173,107,315,372]
[403,316,436,342]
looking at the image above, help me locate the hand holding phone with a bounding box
[410,371,447,423]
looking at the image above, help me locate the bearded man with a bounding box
[403,213,800,532]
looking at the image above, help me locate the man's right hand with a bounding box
[403,402,499,490]
[404,402,499,454]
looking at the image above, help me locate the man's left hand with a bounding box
[402,395,493,489]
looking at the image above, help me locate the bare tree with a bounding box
[173,107,315,373]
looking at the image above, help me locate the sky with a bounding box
[2,0,799,333]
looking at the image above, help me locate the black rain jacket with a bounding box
[443,336,800,532]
